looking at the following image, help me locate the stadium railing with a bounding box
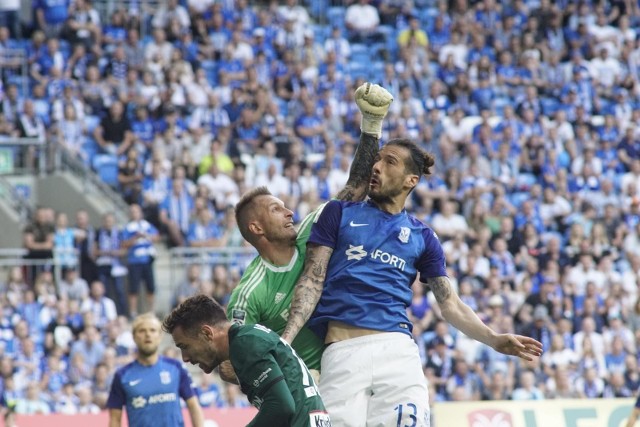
[0,248,79,288]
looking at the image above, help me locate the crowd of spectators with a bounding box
[1,0,640,416]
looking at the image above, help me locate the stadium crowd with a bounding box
[1,0,640,416]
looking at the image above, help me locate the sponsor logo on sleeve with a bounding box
[309,411,332,427]
[231,309,246,324]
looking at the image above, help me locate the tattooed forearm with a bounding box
[282,244,334,342]
[425,276,452,305]
[336,133,379,201]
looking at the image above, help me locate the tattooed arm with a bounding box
[334,132,379,202]
[425,276,543,360]
[335,82,393,201]
[425,276,498,347]
[281,244,334,344]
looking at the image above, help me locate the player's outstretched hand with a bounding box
[355,82,393,138]
[491,334,543,361]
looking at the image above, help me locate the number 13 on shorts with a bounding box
[395,403,430,427]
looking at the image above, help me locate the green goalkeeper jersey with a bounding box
[227,207,325,370]
[229,323,330,427]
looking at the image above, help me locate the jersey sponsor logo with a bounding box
[252,367,273,387]
[160,370,171,384]
[346,244,407,271]
[129,379,142,386]
[132,396,146,409]
[345,244,367,261]
[309,411,332,427]
[132,393,178,409]
[370,249,407,271]
[231,309,246,324]
[275,292,286,304]
[349,220,368,227]
[398,227,410,243]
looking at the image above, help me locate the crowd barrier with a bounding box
[14,407,257,427]
[433,397,635,427]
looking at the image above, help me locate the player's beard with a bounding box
[138,344,159,358]
[369,184,403,206]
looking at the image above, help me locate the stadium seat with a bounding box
[327,7,346,30]
[92,154,119,187]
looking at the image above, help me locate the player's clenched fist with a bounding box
[355,82,393,138]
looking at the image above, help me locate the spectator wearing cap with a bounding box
[425,335,454,399]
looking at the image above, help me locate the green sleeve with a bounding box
[227,286,261,326]
[246,379,296,427]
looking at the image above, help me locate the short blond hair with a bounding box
[131,312,161,334]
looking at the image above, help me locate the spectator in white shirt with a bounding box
[197,162,239,210]
[278,0,310,36]
[589,47,621,90]
[144,28,173,69]
[324,26,351,64]
[152,0,190,31]
[80,280,117,330]
[439,31,469,69]
[345,0,381,43]
[431,200,469,239]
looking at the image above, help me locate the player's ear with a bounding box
[200,324,215,339]
[405,174,419,190]
[248,220,263,236]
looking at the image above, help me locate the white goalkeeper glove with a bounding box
[355,82,393,138]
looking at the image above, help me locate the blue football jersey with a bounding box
[308,200,447,338]
[106,356,196,427]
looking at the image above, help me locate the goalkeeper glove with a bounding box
[355,82,394,138]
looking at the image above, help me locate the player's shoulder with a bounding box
[230,324,277,349]
[113,360,139,380]
[231,258,268,295]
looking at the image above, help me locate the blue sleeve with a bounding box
[106,371,125,409]
[417,228,448,281]
[307,200,342,249]
[178,364,196,400]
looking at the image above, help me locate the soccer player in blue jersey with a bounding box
[626,392,640,427]
[283,138,544,426]
[107,313,203,427]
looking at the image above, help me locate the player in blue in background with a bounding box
[107,313,203,427]
[626,392,640,427]
[283,138,543,426]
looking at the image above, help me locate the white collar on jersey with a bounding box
[260,247,299,273]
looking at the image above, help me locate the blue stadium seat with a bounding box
[348,62,369,80]
[369,61,385,82]
[84,115,101,133]
[327,7,346,30]
[92,154,119,187]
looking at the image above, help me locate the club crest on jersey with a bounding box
[398,227,410,243]
[160,370,171,384]
[275,292,286,304]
